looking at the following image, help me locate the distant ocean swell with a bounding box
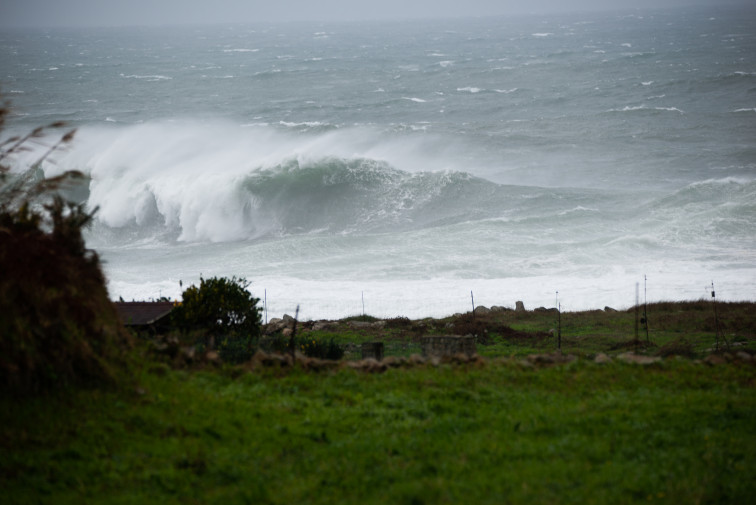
[38,123,755,259]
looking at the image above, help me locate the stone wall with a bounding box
[421,335,476,357]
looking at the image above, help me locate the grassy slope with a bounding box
[2,359,755,504]
[306,301,756,360]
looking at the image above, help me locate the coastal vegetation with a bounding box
[0,100,132,394]
[2,98,755,503]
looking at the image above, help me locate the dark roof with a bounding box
[114,301,175,326]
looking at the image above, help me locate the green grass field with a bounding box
[3,301,756,504]
[3,357,755,504]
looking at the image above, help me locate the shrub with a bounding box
[1,100,132,394]
[300,337,344,360]
[171,276,262,337]
[171,276,262,363]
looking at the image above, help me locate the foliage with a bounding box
[260,335,345,360]
[0,97,131,394]
[299,337,344,360]
[171,276,262,339]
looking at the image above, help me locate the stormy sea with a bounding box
[2,4,754,319]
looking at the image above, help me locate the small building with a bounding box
[114,301,176,334]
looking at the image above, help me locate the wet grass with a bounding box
[300,301,756,360]
[3,300,755,504]
[2,359,756,504]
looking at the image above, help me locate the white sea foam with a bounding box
[120,73,172,81]
[6,8,754,313]
[222,48,259,53]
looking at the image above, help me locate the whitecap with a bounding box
[222,48,259,53]
[439,61,453,68]
[457,87,482,93]
[558,206,599,216]
[279,121,328,128]
[641,81,653,85]
[532,33,553,37]
[402,97,427,103]
[621,43,632,48]
[733,108,756,113]
[494,88,518,94]
[120,73,173,81]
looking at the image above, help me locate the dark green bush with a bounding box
[259,335,345,360]
[1,100,132,394]
[171,276,262,339]
[171,276,262,364]
[299,337,344,360]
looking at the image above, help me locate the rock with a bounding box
[604,306,618,312]
[515,301,525,312]
[371,320,386,329]
[348,321,373,329]
[474,306,491,315]
[491,306,512,312]
[703,354,727,366]
[282,328,293,338]
[312,321,334,332]
[736,351,753,363]
[594,353,612,364]
[534,307,558,314]
[383,356,406,368]
[409,354,426,365]
[617,352,661,365]
[265,318,287,334]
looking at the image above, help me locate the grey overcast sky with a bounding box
[0,0,748,27]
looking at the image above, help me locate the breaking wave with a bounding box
[39,122,520,243]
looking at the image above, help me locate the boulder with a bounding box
[617,352,661,365]
[348,321,373,329]
[474,306,491,315]
[604,306,618,312]
[736,351,753,363]
[534,307,558,313]
[703,354,727,366]
[311,321,333,332]
[515,301,526,312]
[594,353,612,364]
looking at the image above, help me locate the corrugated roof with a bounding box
[114,301,175,326]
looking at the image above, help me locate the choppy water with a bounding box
[2,5,755,319]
